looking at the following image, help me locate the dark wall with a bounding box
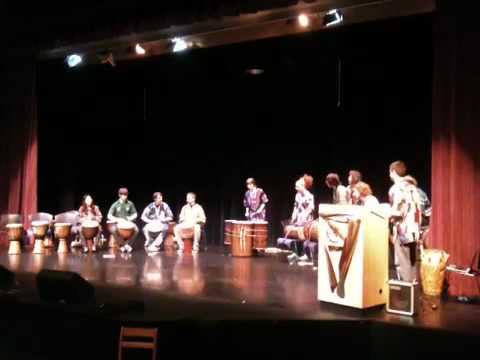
[37,15,433,244]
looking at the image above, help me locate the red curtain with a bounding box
[431,2,480,297]
[0,62,38,246]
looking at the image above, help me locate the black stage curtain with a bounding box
[36,16,433,246]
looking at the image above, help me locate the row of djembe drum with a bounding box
[4,219,139,255]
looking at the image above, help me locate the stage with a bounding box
[1,246,479,324]
[0,247,479,358]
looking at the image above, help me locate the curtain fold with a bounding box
[431,2,480,297]
[0,61,38,246]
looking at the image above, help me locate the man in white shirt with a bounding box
[174,192,206,254]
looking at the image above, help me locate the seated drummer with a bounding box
[141,192,173,252]
[78,194,103,253]
[243,178,269,221]
[107,187,139,253]
[174,192,206,255]
[285,174,315,239]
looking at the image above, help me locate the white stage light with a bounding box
[66,54,83,68]
[298,14,310,28]
[135,43,146,55]
[172,38,188,52]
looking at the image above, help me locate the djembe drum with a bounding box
[54,223,72,254]
[231,221,254,257]
[253,221,268,250]
[81,220,99,252]
[116,220,136,247]
[32,220,49,255]
[7,223,23,255]
[224,220,235,245]
[420,249,450,297]
[179,226,195,254]
[145,221,164,247]
[106,220,117,248]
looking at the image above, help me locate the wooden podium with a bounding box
[317,204,389,309]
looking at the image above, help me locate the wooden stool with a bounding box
[118,327,157,360]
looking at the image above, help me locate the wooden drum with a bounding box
[54,223,72,254]
[179,226,194,254]
[253,221,268,249]
[116,220,135,244]
[7,223,23,255]
[224,220,235,245]
[81,220,99,252]
[32,220,49,255]
[231,221,254,257]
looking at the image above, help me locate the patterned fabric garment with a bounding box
[243,188,269,221]
[389,181,422,245]
[141,202,173,223]
[292,190,315,226]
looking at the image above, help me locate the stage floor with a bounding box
[1,247,479,335]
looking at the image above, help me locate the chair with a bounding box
[118,327,157,360]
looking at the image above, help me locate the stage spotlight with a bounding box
[66,54,83,68]
[172,37,188,53]
[135,43,146,55]
[245,68,264,75]
[298,13,310,28]
[323,9,343,27]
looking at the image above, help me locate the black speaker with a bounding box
[36,269,95,304]
[0,265,15,291]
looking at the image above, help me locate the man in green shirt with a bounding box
[107,187,139,253]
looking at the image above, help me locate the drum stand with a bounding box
[57,238,69,254]
[108,234,118,249]
[33,236,45,255]
[8,241,22,255]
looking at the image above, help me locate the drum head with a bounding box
[6,223,23,229]
[146,221,163,233]
[32,220,49,227]
[117,219,134,230]
[82,220,99,228]
[55,222,72,227]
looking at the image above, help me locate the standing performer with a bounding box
[78,194,103,252]
[388,161,421,282]
[107,187,139,253]
[243,178,269,221]
[141,192,174,252]
[346,170,362,204]
[325,173,348,205]
[175,192,206,254]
